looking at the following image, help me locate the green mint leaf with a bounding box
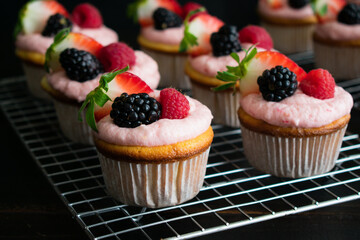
[86,100,97,132]
[319,4,327,16]
[94,89,111,107]
[231,52,240,63]
[216,71,238,82]
[211,82,236,92]
[13,2,28,39]
[99,66,129,91]
[44,28,71,72]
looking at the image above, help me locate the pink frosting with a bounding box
[258,0,314,20]
[15,25,118,54]
[189,44,268,77]
[95,92,213,146]
[141,26,184,45]
[315,22,360,41]
[240,87,353,128]
[47,51,160,102]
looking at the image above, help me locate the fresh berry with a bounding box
[153,7,183,30]
[16,0,69,35]
[338,3,360,25]
[130,0,183,27]
[72,3,103,28]
[239,25,273,50]
[267,0,284,9]
[98,42,136,72]
[110,93,161,128]
[182,2,206,19]
[94,72,154,121]
[258,66,298,102]
[288,0,309,9]
[300,69,335,99]
[160,88,190,119]
[42,13,72,37]
[46,30,103,72]
[59,48,104,82]
[312,0,346,23]
[210,25,242,57]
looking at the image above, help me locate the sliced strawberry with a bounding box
[94,72,154,121]
[312,0,346,23]
[45,30,103,72]
[239,25,274,50]
[182,2,206,19]
[17,0,69,35]
[267,0,285,9]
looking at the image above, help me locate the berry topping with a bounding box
[42,13,73,37]
[182,2,206,19]
[238,25,273,50]
[153,7,183,30]
[110,93,161,128]
[258,66,298,102]
[267,0,284,9]
[288,0,309,9]
[98,42,136,72]
[72,3,103,28]
[338,3,360,25]
[59,48,104,82]
[312,0,346,23]
[300,69,335,100]
[210,25,242,57]
[160,88,190,119]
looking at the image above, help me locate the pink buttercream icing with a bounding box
[315,22,360,41]
[47,51,160,102]
[258,0,314,20]
[15,25,118,54]
[141,26,184,45]
[189,44,268,77]
[95,92,213,146]
[240,87,353,128]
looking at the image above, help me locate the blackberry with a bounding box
[338,3,360,25]
[153,8,183,30]
[288,0,309,9]
[210,25,242,57]
[110,93,161,128]
[257,65,298,102]
[59,48,104,82]
[42,13,72,37]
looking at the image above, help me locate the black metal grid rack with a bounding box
[1,72,360,239]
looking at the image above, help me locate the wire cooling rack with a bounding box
[1,76,360,240]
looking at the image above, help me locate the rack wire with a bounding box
[1,76,360,240]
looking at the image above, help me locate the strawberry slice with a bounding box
[128,0,183,27]
[267,0,285,9]
[182,2,206,19]
[15,0,69,35]
[312,0,346,23]
[45,29,103,72]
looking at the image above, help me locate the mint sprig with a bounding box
[310,0,328,17]
[213,45,258,94]
[179,7,206,53]
[44,28,71,72]
[127,0,146,23]
[78,66,130,132]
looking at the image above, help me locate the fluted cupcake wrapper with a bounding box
[53,100,93,145]
[22,62,51,100]
[261,21,314,54]
[314,41,360,79]
[98,148,210,208]
[140,48,190,89]
[241,125,347,178]
[191,82,240,128]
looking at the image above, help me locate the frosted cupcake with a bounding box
[15,1,118,99]
[80,70,213,208]
[41,30,160,144]
[258,0,317,53]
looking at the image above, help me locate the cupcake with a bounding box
[41,29,160,145]
[79,70,213,208]
[258,0,317,54]
[185,25,273,127]
[216,49,353,178]
[312,1,360,79]
[14,1,118,99]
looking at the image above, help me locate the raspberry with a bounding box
[300,69,335,100]
[160,88,190,119]
[239,25,274,50]
[98,43,136,72]
[72,3,103,28]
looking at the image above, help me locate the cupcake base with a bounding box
[22,62,51,100]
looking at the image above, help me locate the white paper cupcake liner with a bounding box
[98,147,210,208]
[241,125,347,178]
[53,99,93,145]
[141,48,190,89]
[261,21,315,54]
[191,81,240,128]
[22,62,51,100]
[313,41,360,79]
